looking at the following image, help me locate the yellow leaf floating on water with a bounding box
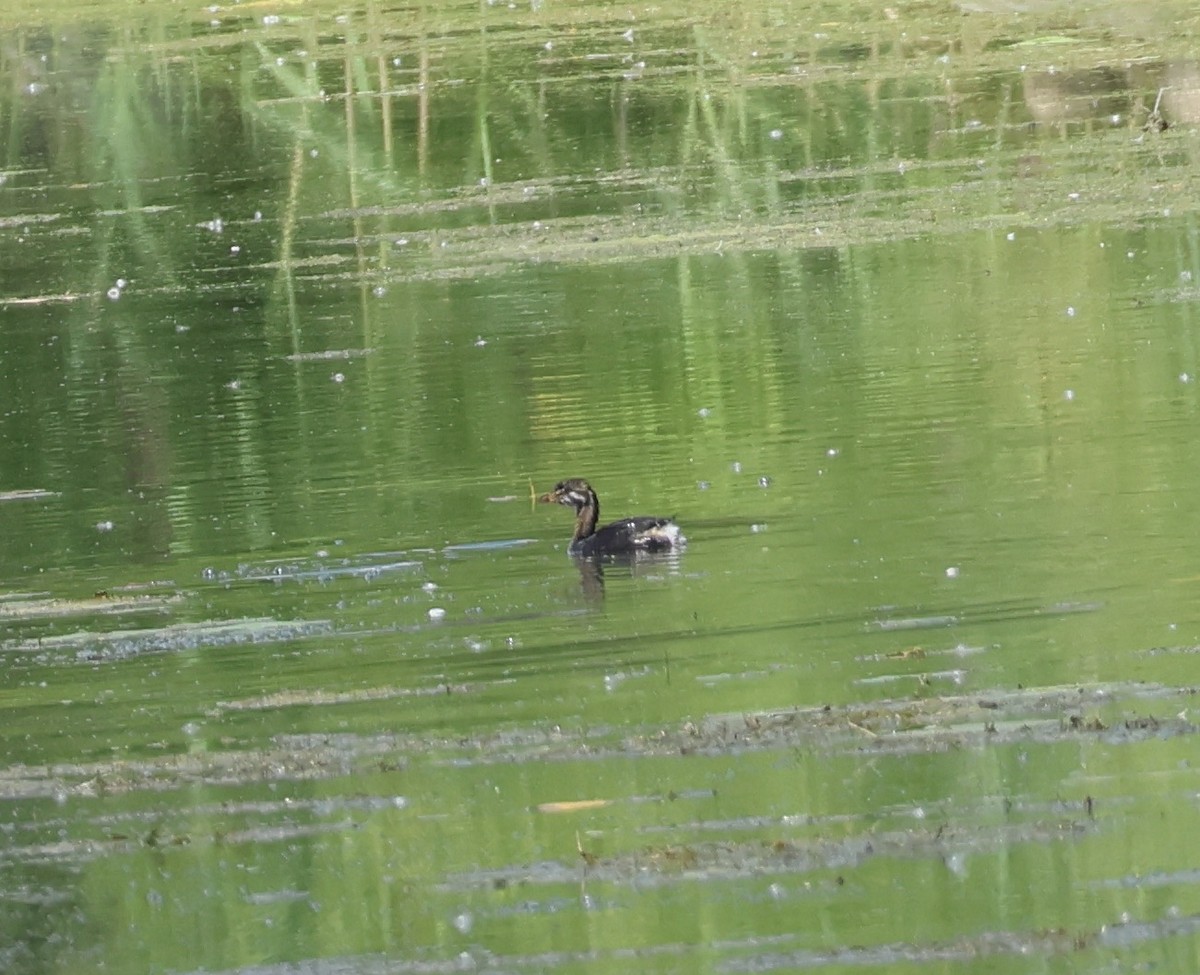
[535,799,612,814]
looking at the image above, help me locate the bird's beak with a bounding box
[536,490,559,504]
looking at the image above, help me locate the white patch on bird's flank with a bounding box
[641,522,686,547]
[663,523,686,545]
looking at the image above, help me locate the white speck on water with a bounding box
[1180,373,1192,384]
[1068,192,1080,201]
[621,28,634,42]
[945,852,969,878]
[275,57,285,67]
[373,285,386,298]
[202,567,216,580]
[1182,270,1194,283]
[826,447,839,457]
[106,287,121,300]
[226,379,241,390]
[478,177,489,188]
[697,407,711,418]
[262,14,280,25]
[428,607,446,621]
[758,476,771,488]
[544,41,553,51]
[945,566,959,579]
[474,336,487,347]
[230,244,240,255]
[331,372,345,383]
[452,913,473,934]
[115,278,127,289]
[422,581,439,592]
[1110,114,1122,125]
[1006,231,1016,241]
[769,128,783,140]
[309,148,318,158]
[731,461,742,473]
[391,795,407,809]
[1066,306,1076,317]
[769,883,786,900]
[253,211,263,221]
[1127,251,1135,259]
[395,238,409,247]
[392,57,402,67]
[201,217,223,233]
[750,523,766,533]
[96,520,114,532]
[697,480,710,490]
[1064,389,1075,401]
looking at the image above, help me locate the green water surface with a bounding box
[3,1,1200,973]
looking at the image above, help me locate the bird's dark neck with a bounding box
[573,492,599,542]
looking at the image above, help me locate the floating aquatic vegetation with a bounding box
[3,617,332,663]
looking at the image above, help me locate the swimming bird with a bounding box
[538,478,685,557]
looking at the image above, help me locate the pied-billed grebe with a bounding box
[538,478,685,557]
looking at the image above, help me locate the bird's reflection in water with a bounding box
[571,550,686,603]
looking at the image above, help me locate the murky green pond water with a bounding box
[4,0,1200,972]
